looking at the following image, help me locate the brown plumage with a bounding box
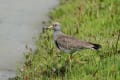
[48,22,101,54]
[55,34,101,53]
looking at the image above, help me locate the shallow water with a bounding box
[0,0,59,79]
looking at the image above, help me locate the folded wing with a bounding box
[56,35,100,51]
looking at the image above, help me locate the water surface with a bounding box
[0,0,59,79]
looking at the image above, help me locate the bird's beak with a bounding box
[47,25,53,29]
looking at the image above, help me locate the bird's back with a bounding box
[55,34,98,53]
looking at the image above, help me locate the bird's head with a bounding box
[48,22,61,31]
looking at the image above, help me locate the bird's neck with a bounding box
[54,30,63,40]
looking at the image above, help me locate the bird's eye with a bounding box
[54,24,57,27]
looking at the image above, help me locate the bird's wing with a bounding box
[56,35,94,50]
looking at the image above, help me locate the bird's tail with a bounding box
[91,43,101,50]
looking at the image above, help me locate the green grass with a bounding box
[16,0,120,80]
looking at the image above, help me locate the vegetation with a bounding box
[16,0,120,80]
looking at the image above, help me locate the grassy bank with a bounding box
[16,0,120,80]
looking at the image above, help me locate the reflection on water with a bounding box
[0,0,59,79]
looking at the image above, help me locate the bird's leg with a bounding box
[65,54,73,72]
[69,54,73,72]
[70,54,73,63]
[66,54,72,63]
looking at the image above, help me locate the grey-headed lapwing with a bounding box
[48,22,101,62]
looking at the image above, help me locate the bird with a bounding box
[47,22,101,62]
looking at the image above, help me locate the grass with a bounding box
[15,0,120,80]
